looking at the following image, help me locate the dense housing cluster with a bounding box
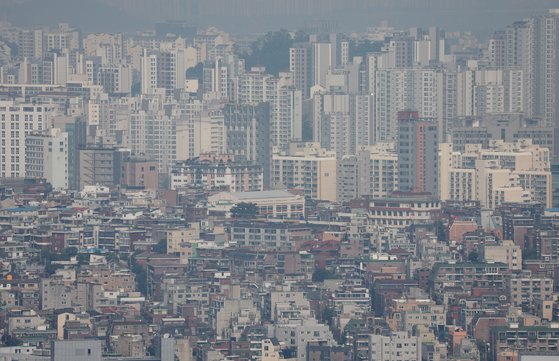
[0,8,558,361]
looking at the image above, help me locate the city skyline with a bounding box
[3,0,559,35]
[1,4,559,361]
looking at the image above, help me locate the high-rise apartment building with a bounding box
[140,50,158,94]
[203,57,230,99]
[312,93,373,158]
[337,143,398,203]
[488,31,506,68]
[272,142,337,202]
[235,69,302,152]
[397,111,439,196]
[17,29,44,59]
[83,33,126,65]
[439,140,552,209]
[15,24,80,60]
[140,48,186,95]
[532,11,559,130]
[500,10,559,136]
[374,68,444,142]
[25,128,68,190]
[129,100,177,176]
[290,41,334,97]
[224,103,271,188]
[290,44,311,97]
[78,147,128,190]
[173,97,202,162]
[95,64,132,95]
[52,116,87,191]
[454,67,524,118]
[387,36,415,68]
[0,101,55,179]
[312,43,332,89]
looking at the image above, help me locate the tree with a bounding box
[348,39,384,58]
[130,256,147,295]
[153,239,167,254]
[131,81,141,96]
[106,252,120,263]
[322,306,336,327]
[77,253,90,265]
[2,335,22,346]
[436,220,448,242]
[230,202,259,219]
[40,247,78,262]
[146,344,156,356]
[44,262,63,276]
[524,248,538,260]
[302,113,313,141]
[293,30,309,42]
[468,250,480,263]
[186,62,204,84]
[238,30,293,76]
[61,247,78,258]
[312,268,337,282]
[40,247,78,276]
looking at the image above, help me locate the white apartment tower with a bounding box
[129,97,177,175]
[0,101,54,179]
[501,11,559,129]
[312,43,332,89]
[337,143,398,203]
[25,128,69,189]
[313,93,374,158]
[141,49,186,95]
[374,68,444,142]
[236,69,302,152]
[140,49,158,94]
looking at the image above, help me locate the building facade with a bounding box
[397,111,439,197]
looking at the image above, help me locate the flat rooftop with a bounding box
[230,190,298,200]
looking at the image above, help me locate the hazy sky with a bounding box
[3,0,559,36]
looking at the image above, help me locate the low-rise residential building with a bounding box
[429,262,510,297]
[367,193,441,230]
[482,239,522,271]
[368,332,421,361]
[208,190,305,219]
[509,273,553,308]
[171,153,263,192]
[229,221,313,251]
[490,325,559,360]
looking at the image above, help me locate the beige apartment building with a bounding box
[482,239,522,271]
[272,142,337,202]
[440,140,552,208]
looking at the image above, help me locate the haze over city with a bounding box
[3,0,559,34]
[2,2,559,361]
